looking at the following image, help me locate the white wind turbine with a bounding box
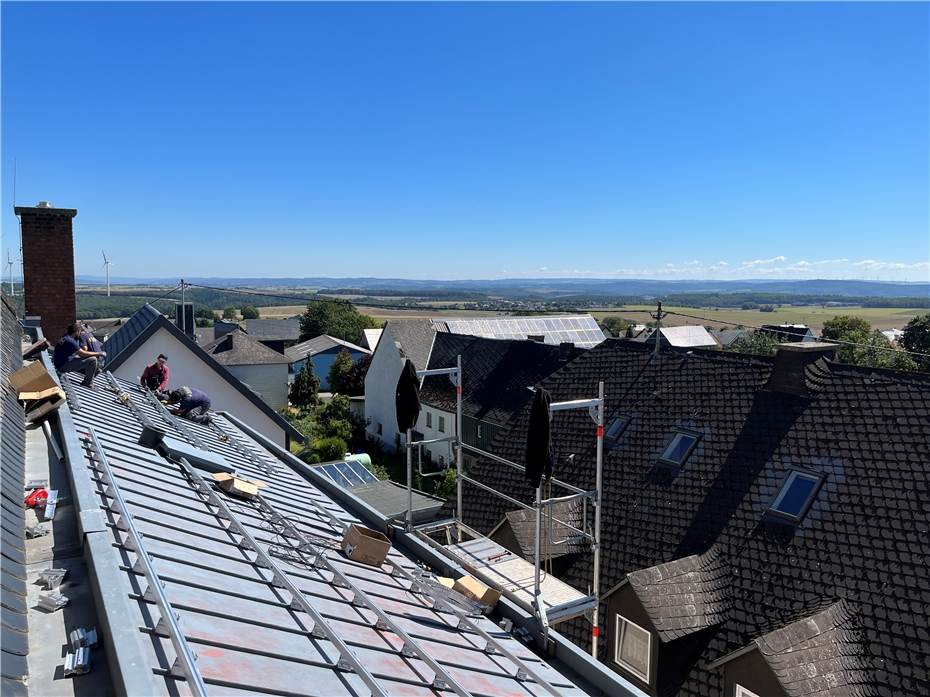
[102,250,114,296]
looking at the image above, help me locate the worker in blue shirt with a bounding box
[166,386,212,424]
[53,323,105,387]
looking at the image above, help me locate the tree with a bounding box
[901,314,930,370]
[240,305,260,320]
[311,436,348,462]
[299,300,377,345]
[843,330,917,372]
[729,331,779,357]
[327,349,355,394]
[822,316,872,341]
[289,362,320,409]
[340,354,371,396]
[222,306,238,320]
[601,316,633,337]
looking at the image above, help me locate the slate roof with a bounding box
[503,499,587,561]
[761,324,814,342]
[285,335,370,363]
[49,368,598,696]
[710,328,751,348]
[386,320,436,372]
[751,601,874,697]
[626,547,730,642]
[460,339,930,696]
[202,328,291,365]
[244,318,301,341]
[102,305,303,443]
[0,297,28,694]
[420,333,582,425]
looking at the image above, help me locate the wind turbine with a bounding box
[102,250,114,296]
[6,250,14,296]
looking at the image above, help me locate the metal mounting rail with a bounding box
[85,428,208,697]
[250,494,474,696]
[57,371,82,412]
[205,416,277,476]
[138,386,209,450]
[256,481,562,695]
[103,372,161,431]
[171,456,391,697]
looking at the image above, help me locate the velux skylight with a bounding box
[658,431,700,467]
[767,470,823,523]
[315,460,378,488]
[605,416,631,447]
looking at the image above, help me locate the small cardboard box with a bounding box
[435,576,455,591]
[453,574,501,608]
[9,362,63,401]
[212,472,266,500]
[341,524,391,567]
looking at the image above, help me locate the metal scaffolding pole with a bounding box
[592,380,605,658]
[406,427,413,530]
[455,354,463,542]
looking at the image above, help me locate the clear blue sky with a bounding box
[2,2,928,281]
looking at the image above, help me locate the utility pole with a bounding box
[651,301,666,354]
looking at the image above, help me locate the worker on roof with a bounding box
[53,323,105,388]
[140,354,170,397]
[79,324,106,368]
[166,386,212,424]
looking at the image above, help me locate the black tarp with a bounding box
[395,359,421,433]
[524,388,553,488]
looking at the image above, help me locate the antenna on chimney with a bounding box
[102,250,114,297]
[6,250,14,297]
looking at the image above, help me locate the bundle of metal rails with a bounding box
[404,356,606,656]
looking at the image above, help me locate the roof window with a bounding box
[658,431,700,467]
[767,470,823,523]
[605,416,630,447]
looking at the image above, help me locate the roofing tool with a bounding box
[39,567,68,589]
[43,489,59,520]
[69,627,99,650]
[63,647,91,676]
[38,591,69,611]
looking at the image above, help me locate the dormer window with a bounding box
[614,614,651,683]
[767,470,823,523]
[658,431,700,467]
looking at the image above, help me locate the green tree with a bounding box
[299,300,377,345]
[289,362,320,409]
[311,436,348,462]
[601,316,633,337]
[327,349,355,394]
[821,315,872,341]
[729,331,779,357]
[222,306,238,320]
[844,330,917,372]
[240,305,260,320]
[340,354,371,396]
[901,314,930,370]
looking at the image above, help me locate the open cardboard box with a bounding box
[341,524,391,567]
[452,575,501,608]
[212,472,266,500]
[9,362,66,422]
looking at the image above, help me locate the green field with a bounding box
[594,305,924,334]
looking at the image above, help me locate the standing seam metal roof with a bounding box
[57,369,592,696]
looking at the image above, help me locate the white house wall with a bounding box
[364,325,405,451]
[415,405,456,467]
[224,363,288,412]
[109,326,287,446]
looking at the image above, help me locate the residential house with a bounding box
[285,335,370,390]
[709,328,751,348]
[103,304,302,447]
[243,317,302,353]
[636,324,719,349]
[415,332,582,467]
[881,328,905,344]
[202,328,290,411]
[760,323,815,342]
[364,315,604,453]
[460,339,930,697]
[362,327,383,352]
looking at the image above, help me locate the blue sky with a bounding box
[2,2,928,281]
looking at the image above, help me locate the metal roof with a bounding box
[101,303,162,365]
[52,369,600,696]
[431,316,606,349]
[286,335,371,363]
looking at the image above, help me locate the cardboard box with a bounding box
[9,362,63,401]
[341,524,391,567]
[435,576,455,591]
[212,472,266,500]
[453,574,501,608]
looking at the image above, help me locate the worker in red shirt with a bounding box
[140,354,170,397]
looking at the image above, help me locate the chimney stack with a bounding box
[765,342,837,396]
[175,302,195,338]
[15,202,78,342]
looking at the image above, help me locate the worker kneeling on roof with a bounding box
[140,354,170,398]
[166,386,212,424]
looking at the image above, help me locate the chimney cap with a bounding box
[36,200,53,208]
[774,341,837,354]
[14,204,78,218]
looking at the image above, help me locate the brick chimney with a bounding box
[15,202,78,342]
[765,341,837,396]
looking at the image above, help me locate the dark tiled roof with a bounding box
[385,320,435,372]
[202,329,290,365]
[244,318,301,341]
[460,339,930,696]
[627,547,730,642]
[421,333,582,425]
[504,499,586,560]
[101,303,162,364]
[753,601,874,697]
[0,297,28,691]
[761,324,813,341]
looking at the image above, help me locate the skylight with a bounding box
[315,460,378,488]
[768,470,823,523]
[658,431,700,467]
[605,416,630,447]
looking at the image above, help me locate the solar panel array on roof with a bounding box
[434,316,606,349]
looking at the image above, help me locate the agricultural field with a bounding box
[594,305,924,334]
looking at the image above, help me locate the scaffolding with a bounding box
[406,356,605,656]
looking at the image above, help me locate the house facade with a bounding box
[286,335,370,391]
[202,328,290,411]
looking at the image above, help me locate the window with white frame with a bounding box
[438,415,445,433]
[614,614,651,683]
[426,412,432,428]
[735,686,762,697]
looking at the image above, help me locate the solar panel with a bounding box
[321,463,353,488]
[348,460,378,484]
[434,315,605,347]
